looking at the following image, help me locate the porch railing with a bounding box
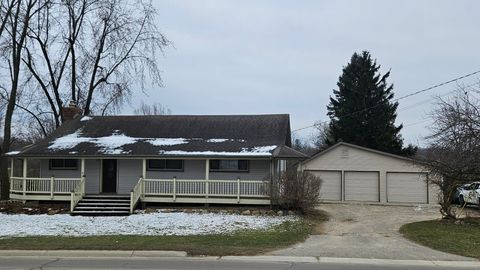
[10,176,82,199]
[70,176,86,212]
[130,177,144,214]
[142,178,270,200]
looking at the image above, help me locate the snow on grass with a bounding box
[0,212,295,238]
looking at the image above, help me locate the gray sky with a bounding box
[125,0,480,146]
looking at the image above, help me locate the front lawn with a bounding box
[0,211,328,256]
[400,218,480,259]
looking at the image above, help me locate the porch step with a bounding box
[71,194,132,216]
[71,211,130,216]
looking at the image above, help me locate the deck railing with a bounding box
[130,177,144,214]
[10,176,82,200]
[142,178,270,202]
[70,176,85,212]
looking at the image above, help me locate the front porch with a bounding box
[9,158,277,214]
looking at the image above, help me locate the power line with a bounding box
[292,69,480,133]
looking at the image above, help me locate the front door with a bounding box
[102,159,117,193]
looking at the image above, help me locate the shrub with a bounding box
[270,169,322,214]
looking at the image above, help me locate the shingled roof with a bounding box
[9,114,307,159]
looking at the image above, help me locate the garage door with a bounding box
[387,172,428,203]
[345,171,379,202]
[308,170,342,201]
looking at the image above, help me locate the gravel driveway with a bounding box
[271,203,477,261]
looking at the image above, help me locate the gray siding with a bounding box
[39,159,100,194]
[85,159,101,194]
[117,159,142,194]
[209,160,270,181]
[40,159,80,178]
[145,160,205,180]
[39,158,271,195]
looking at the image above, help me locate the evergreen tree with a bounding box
[326,51,416,156]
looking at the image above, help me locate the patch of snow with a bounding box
[68,151,78,154]
[80,116,93,121]
[95,133,138,154]
[4,151,20,155]
[147,138,188,146]
[48,129,91,150]
[159,145,277,156]
[206,138,229,143]
[0,212,294,237]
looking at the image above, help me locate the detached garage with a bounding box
[302,142,438,204]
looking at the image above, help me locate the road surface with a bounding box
[0,256,479,270]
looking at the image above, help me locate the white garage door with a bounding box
[308,170,342,201]
[387,172,428,203]
[345,171,379,202]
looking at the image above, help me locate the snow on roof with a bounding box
[147,138,188,146]
[46,129,277,156]
[4,151,20,155]
[159,145,278,156]
[80,116,93,121]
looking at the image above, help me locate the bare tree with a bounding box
[424,88,480,219]
[0,0,45,200]
[23,0,169,126]
[133,101,171,116]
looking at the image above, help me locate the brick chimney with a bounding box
[61,101,83,122]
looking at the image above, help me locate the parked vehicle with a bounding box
[458,182,480,206]
[452,183,469,204]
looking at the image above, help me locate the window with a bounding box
[147,159,184,171]
[210,160,249,172]
[49,159,78,170]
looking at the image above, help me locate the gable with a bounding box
[304,144,424,172]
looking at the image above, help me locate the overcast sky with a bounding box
[124,0,480,146]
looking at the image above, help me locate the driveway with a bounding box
[271,203,477,261]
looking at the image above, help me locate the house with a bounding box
[7,113,307,215]
[300,142,439,204]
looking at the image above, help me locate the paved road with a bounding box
[0,256,479,270]
[272,203,478,260]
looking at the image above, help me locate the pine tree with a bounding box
[326,51,416,156]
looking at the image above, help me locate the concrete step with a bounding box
[72,194,132,216]
[84,195,130,199]
[75,206,130,210]
[71,210,130,216]
[77,202,130,206]
[81,199,130,203]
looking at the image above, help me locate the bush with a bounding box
[271,169,322,214]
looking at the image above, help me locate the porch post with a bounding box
[142,159,146,179]
[205,159,210,198]
[80,158,85,177]
[10,158,14,178]
[270,158,274,208]
[22,158,27,197]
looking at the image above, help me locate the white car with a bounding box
[459,182,480,206]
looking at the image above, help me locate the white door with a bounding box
[308,170,342,201]
[344,171,379,202]
[387,172,428,203]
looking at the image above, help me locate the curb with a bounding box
[0,250,187,258]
